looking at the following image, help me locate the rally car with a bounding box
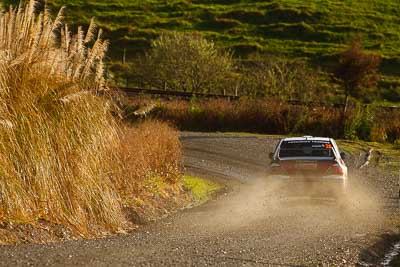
[268,136,348,198]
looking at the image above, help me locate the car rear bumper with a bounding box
[267,174,347,197]
[267,174,346,182]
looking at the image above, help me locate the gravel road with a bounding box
[0,132,399,266]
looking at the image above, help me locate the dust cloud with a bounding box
[185,173,385,235]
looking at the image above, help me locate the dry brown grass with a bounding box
[148,98,343,137]
[128,98,400,143]
[116,121,182,197]
[0,0,184,242]
[115,121,185,222]
[0,0,124,236]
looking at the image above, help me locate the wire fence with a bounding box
[120,87,400,111]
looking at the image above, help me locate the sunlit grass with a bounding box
[44,0,400,60]
[183,176,221,202]
[30,0,400,96]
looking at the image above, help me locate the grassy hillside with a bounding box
[5,0,400,92]
[44,2,399,62]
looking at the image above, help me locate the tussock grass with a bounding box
[117,121,181,196]
[0,0,122,234]
[0,0,183,240]
[112,121,183,224]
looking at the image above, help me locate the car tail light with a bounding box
[326,163,344,175]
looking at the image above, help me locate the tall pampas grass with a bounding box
[0,0,124,234]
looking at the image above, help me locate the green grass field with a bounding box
[44,1,400,60]
[5,0,400,92]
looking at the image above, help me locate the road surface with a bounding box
[0,132,399,266]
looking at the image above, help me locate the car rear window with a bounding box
[278,140,334,158]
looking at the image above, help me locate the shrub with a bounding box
[370,126,388,143]
[145,98,344,137]
[136,32,235,94]
[237,57,322,101]
[130,98,400,143]
[394,139,400,149]
[334,39,382,107]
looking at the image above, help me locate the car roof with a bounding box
[282,136,332,142]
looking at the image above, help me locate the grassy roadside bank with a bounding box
[0,173,223,244]
[0,121,175,244]
[0,1,224,245]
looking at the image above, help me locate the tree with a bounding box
[137,32,235,94]
[334,39,381,113]
[237,56,321,101]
